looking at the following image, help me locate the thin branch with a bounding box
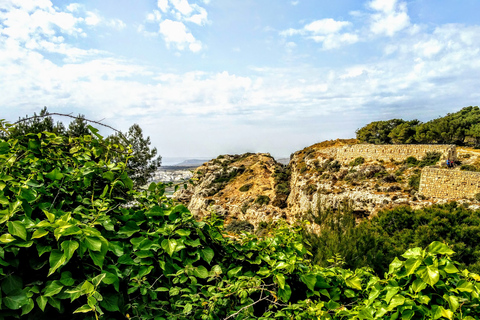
[12,112,127,141]
[223,295,269,320]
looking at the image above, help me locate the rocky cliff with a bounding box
[174,140,480,233]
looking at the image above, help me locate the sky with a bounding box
[1,0,480,162]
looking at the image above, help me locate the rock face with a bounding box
[175,153,290,227]
[175,140,480,233]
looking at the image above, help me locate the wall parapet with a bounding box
[323,144,456,164]
[419,168,480,199]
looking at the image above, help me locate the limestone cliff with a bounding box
[174,140,480,233]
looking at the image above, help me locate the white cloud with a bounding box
[157,0,170,12]
[280,18,357,49]
[159,19,202,52]
[305,19,351,34]
[368,0,410,36]
[144,0,208,51]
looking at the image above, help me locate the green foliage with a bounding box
[3,107,65,140]
[239,183,253,192]
[356,119,406,144]
[107,123,162,188]
[349,157,365,166]
[408,174,421,190]
[311,202,480,276]
[225,220,254,234]
[404,156,419,166]
[461,164,480,172]
[1,122,480,319]
[254,195,270,206]
[419,151,442,167]
[356,106,480,146]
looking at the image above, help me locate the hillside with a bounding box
[175,139,480,234]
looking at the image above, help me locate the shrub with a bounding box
[461,164,479,172]
[349,157,365,166]
[403,156,419,166]
[408,174,421,190]
[475,193,480,202]
[225,220,254,233]
[239,183,253,192]
[419,151,442,167]
[254,195,270,205]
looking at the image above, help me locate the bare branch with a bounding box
[12,111,127,141]
[223,295,269,320]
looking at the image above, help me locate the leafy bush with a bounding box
[404,156,419,166]
[349,157,365,166]
[475,193,480,202]
[2,122,480,319]
[408,173,421,190]
[225,220,254,233]
[461,164,479,172]
[419,151,442,167]
[254,195,270,206]
[239,183,253,192]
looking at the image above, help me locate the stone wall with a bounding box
[323,144,456,164]
[419,168,480,199]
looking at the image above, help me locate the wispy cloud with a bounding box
[141,0,209,52]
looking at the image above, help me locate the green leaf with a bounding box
[3,290,28,310]
[401,309,414,320]
[89,250,105,268]
[300,274,317,291]
[227,266,242,278]
[443,261,459,274]
[193,266,209,279]
[19,188,37,202]
[388,294,405,311]
[21,298,34,315]
[345,275,362,290]
[118,221,140,237]
[417,265,440,286]
[45,168,64,181]
[200,247,214,264]
[60,271,75,286]
[48,250,66,276]
[427,241,454,255]
[0,141,10,154]
[456,280,474,292]
[401,247,423,259]
[404,258,422,275]
[100,293,120,312]
[161,238,177,257]
[411,279,427,293]
[277,283,291,302]
[61,240,79,262]
[2,275,22,295]
[7,221,27,241]
[84,237,102,252]
[73,304,94,313]
[388,257,403,275]
[275,273,286,290]
[0,233,16,243]
[92,273,106,287]
[36,296,48,311]
[443,294,459,312]
[184,303,193,314]
[31,228,49,239]
[175,229,191,236]
[43,280,64,297]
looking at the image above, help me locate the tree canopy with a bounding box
[356,106,480,146]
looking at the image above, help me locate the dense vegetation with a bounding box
[1,121,480,319]
[308,202,480,275]
[356,106,480,146]
[2,108,161,188]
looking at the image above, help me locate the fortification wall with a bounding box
[419,168,480,199]
[323,144,456,164]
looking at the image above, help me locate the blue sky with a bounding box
[1,0,480,160]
